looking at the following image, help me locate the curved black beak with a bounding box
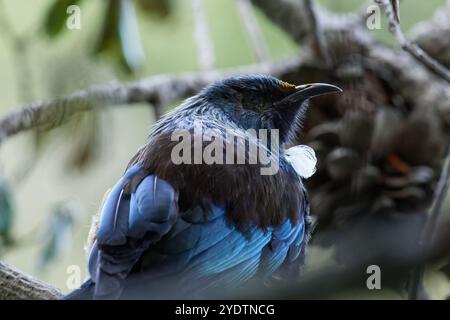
[278,83,342,105]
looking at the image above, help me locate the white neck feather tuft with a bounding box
[285,145,317,179]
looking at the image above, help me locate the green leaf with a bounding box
[95,0,146,73]
[94,0,121,55]
[44,0,83,38]
[118,0,146,71]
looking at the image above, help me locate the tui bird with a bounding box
[66,75,341,299]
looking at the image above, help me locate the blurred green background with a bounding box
[0,0,446,295]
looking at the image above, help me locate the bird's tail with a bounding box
[64,279,95,300]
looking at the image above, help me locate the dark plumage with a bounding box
[66,75,341,299]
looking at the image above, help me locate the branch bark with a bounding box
[376,0,450,82]
[250,0,312,43]
[369,45,450,122]
[251,0,363,45]
[411,0,450,69]
[0,56,302,145]
[409,144,450,299]
[0,261,62,300]
[303,0,331,66]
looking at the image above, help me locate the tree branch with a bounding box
[252,0,450,121]
[250,0,312,43]
[251,0,363,46]
[0,261,62,300]
[303,0,332,66]
[369,45,450,120]
[411,0,450,69]
[0,57,303,145]
[376,0,450,82]
[409,144,450,300]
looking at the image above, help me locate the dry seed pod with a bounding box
[311,183,350,225]
[408,166,435,185]
[371,195,396,213]
[326,147,362,181]
[307,122,341,146]
[370,107,403,160]
[395,108,444,166]
[340,111,373,154]
[353,165,381,193]
[385,186,426,201]
[333,199,373,227]
[307,141,329,171]
[383,176,411,189]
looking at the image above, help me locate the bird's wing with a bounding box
[124,203,308,298]
[171,210,307,295]
[119,204,273,297]
[258,218,305,278]
[270,187,312,281]
[88,164,178,299]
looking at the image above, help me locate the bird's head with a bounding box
[200,75,342,144]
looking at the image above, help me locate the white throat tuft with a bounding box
[285,145,317,179]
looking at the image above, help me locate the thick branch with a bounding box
[409,144,450,300]
[0,261,62,299]
[411,0,450,69]
[0,57,302,145]
[303,0,331,65]
[251,0,362,46]
[250,0,312,43]
[369,45,450,124]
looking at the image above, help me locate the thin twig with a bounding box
[303,0,332,66]
[409,145,450,300]
[376,0,450,82]
[192,0,215,71]
[236,0,270,62]
[391,0,400,23]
